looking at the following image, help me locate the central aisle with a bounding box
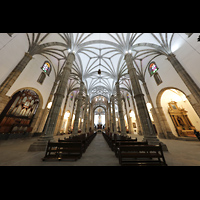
[75,132,120,166]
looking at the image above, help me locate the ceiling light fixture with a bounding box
[98,69,101,75]
[98,49,102,75]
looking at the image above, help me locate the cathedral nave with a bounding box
[0,33,200,166]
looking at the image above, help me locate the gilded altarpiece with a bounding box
[168,101,196,137]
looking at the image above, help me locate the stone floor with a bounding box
[1,132,200,166]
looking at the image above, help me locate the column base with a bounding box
[71,132,78,137]
[28,135,54,152]
[142,135,168,151]
[120,132,127,136]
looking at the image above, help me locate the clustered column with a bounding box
[167,53,200,104]
[0,52,33,114]
[115,81,126,136]
[86,101,91,133]
[108,102,112,131]
[72,81,84,135]
[124,53,167,150]
[82,95,89,134]
[43,53,75,139]
[28,53,75,151]
[111,95,117,133]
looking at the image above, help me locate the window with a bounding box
[127,93,130,107]
[37,72,46,84]
[41,61,51,76]
[70,92,74,101]
[37,61,51,84]
[149,62,158,76]
[153,72,162,85]
[149,62,162,85]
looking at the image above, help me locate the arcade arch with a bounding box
[157,87,200,138]
[94,106,106,129]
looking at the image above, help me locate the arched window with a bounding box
[37,72,46,84]
[41,61,51,76]
[149,62,162,86]
[149,62,159,76]
[153,72,162,85]
[127,93,130,107]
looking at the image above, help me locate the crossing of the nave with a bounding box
[0,33,200,166]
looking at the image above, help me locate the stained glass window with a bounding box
[149,62,158,76]
[127,93,130,107]
[41,61,51,76]
[70,92,74,101]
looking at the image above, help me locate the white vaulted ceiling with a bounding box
[23,33,191,102]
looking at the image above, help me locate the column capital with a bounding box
[25,52,33,59]
[115,80,119,86]
[67,52,75,62]
[166,53,176,60]
[124,53,132,61]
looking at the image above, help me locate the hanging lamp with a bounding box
[98,69,101,75]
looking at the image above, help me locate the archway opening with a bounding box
[94,107,105,130]
[161,88,200,137]
[60,110,70,134]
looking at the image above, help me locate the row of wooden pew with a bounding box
[42,132,97,161]
[102,132,167,166]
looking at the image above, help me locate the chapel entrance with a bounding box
[160,88,200,138]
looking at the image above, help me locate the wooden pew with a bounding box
[111,137,137,151]
[102,132,137,150]
[57,142,83,161]
[42,141,82,161]
[42,142,59,161]
[59,132,97,152]
[114,141,148,157]
[118,143,167,166]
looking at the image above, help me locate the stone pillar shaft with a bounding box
[82,95,89,134]
[124,98,134,134]
[44,53,75,138]
[72,81,84,135]
[124,53,168,151]
[142,81,164,137]
[167,53,200,104]
[108,102,111,130]
[125,54,155,138]
[0,52,33,114]
[115,81,126,136]
[111,95,117,133]
[130,95,142,135]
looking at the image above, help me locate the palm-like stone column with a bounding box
[115,81,126,136]
[28,53,75,151]
[124,53,168,150]
[72,81,84,136]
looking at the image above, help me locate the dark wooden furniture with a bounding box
[42,141,82,161]
[43,132,97,161]
[118,143,167,166]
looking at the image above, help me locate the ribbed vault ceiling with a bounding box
[26,33,186,102]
